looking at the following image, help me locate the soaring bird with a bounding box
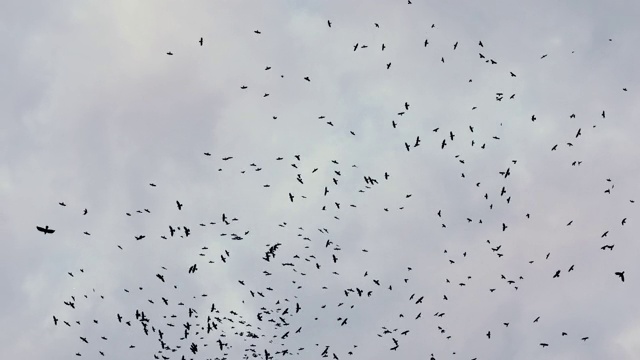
[615,271,625,282]
[37,225,55,234]
[199,37,203,46]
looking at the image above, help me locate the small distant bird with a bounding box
[176,201,183,210]
[615,271,625,282]
[199,37,203,46]
[327,20,332,27]
[37,225,55,234]
[167,52,173,55]
[254,30,261,34]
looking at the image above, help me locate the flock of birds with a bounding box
[39,8,634,360]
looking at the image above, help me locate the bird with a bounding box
[327,20,332,27]
[615,271,625,282]
[199,37,203,46]
[166,52,173,55]
[176,201,183,210]
[36,225,55,234]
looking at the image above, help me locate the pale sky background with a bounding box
[2,0,640,359]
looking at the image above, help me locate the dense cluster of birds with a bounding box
[39,7,634,360]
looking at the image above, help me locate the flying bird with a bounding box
[36,225,55,234]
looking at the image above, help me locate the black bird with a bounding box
[166,52,173,55]
[199,37,203,46]
[553,270,560,278]
[615,271,625,282]
[176,201,183,210]
[327,20,332,27]
[289,193,294,202]
[37,225,55,234]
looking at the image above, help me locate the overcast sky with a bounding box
[2,0,640,359]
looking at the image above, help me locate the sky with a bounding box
[2,0,640,359]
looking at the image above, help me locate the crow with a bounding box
[37,225,55,234]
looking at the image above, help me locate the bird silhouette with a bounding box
[36,225,55,234]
